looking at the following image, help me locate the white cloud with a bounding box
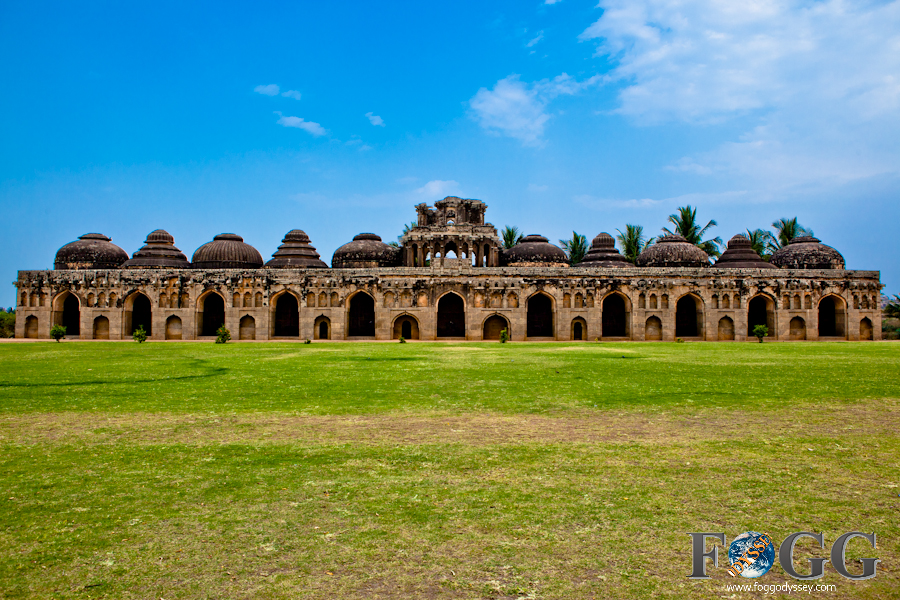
[365,112,385,127]
[254,84,280,96]
[275,114,327,136]
[545,0,563,4]
[415,180,461,197]
[527,183,549,192]
[526,32,544,47]
[469,74,599,145]
[281,90,302,100]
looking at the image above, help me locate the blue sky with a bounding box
[2,0,899,307]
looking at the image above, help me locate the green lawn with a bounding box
[0,342,898,599]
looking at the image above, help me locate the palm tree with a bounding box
[661,205,722,257]
[501,225,523,249]
[559,232,588,266]
[769,218,814,252]
[745,228,775,260]
[615,224,654,263]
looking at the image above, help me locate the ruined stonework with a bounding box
[14,197,883,342]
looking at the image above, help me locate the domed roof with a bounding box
[501,235,569,267]
[54,233,129,270]
[635,234,709,268]
[122,229,190,268]
[266,229,327,268]
[332,233,401,268]
[713,235,777,269]
[770,236,844,270]
[191,234,264,269]
[578,233,630,267]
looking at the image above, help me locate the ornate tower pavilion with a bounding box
[401,196,502,267]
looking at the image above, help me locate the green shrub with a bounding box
[132,325,147,343]
[305,339,312,344]
[50,324,66,342]
[215,325,231,344]
[0,309,15,338]
[676,337,684,343]
[753,324,769,343]
[399,336,406,343]
[499,328,509,343]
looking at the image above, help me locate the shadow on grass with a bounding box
[0,367,229,388]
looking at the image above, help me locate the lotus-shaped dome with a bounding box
[501,235,569,267]
[54,233,129,270]
[266,229,327,268]
[713,234,777,269]
[332,233,401,268]
[191,234,264,269]
[770,236,844,270]
[578,233,630,267]
[635,234,709,268]
[122,229,190,268]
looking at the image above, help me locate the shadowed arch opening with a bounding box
[315,315,331,340]
[273,293,299,337]
[602,294,628,337]
[199,292,225,337]
[789,316,806,340]
[166,315,182,340]
[675,295,702,338]
[348,292,375,337]
[717,316,734,341]
[53,292,80,336]
[818,296,846,338]
[482,314,509,340]
[239,315,256,340]
[393,314,420,339]
[527,293,554,337]
[25,315,39,339]
[860,317,873,341]
[437,293,465,337]
[127,293,152,336]
[93,316,110,340]
[748,295,775,338]
[645,316,662,341]
[572,317,587,341]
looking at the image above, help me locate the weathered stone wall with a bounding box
[14,265,883,341]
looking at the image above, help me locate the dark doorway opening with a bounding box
[201,294,225,336]
[818,296,843,337]
[274,294,299,337]
[63,294,80,336]
[402,320,412,339]
[437,293,465,337]
[527,294,553,337]
[675,295,700,337]
[602,294,627,337]
[131,294,152,336]
[348,293,375,336]
[747,296,773,337]
[319,320,329,340]
[573,321,583,340]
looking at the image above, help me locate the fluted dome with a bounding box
[54,233,129,270]
[713,235,777,269]
[578,233,630,267]
[635,235,709,268]
[191,234,264,269]
[266,229,327,268]
[501,235,569,267]
[122,229,190,268]
[332,233,401,268]
[770,236,844,270]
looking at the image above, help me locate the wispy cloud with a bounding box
[415,180,461,197]
[281,90,302,100]
[526,31,544,47]
[527,183,549,192]
[545,0,563,4]
[365,112,385,127]
[275,113,327,136]
[575,194,661,209]
[254,84,280,96]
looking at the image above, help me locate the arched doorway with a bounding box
[273,293,299,337]
[437,293,465,337]
[128,293,152,336]
[675,295,702,338]
[199,293,225,336]
[392,315,420,339]
[348,293,375,336]
[645,316,662,341]
[789,317,806,340]
[572,317,587,341]
[93,316,110,340]
[527,293,554,337]
[239,315,256,340]
[166,316,182,340]
[482,315,509,340]
[24,315,38,339]
[315,316,331,340]
[860,317,873,341]
[602,294,627,337]
[818,296,846,338]
[61,294,80,336]
[717,317,734,341]
[747,295,774,338]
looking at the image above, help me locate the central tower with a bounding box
[400,196,502,267]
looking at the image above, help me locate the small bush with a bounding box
[0,309,15,338]
[50,324,67,342]
[499,328,509,343]
[753,324,769,343]
[305,338,312,344]
[132,325,147,343]
[215,325,231,344]
[676,337,684,343]
[399,336,406,343]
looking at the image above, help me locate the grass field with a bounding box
[0,341,898,599]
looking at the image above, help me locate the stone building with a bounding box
[14,196,883,342]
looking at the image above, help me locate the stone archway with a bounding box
[437,293,465,337]
[748,295,775,338]
[93,316,110,340]
[789,317,806,340]
[572,317,587,341]
[315,316,331,340]
[717,316,735,341]
[54,293,80,336]
[482,315,509,340]
[348,293,375,337]
[860,317,873,341]
[127,293,152,336]
[199,292,225,336]
[645,316,662,341]
[166,315,183,340]
[602,294,627,337]
[527,293,554,337]
[675,295,702,338]
[24,315,39,339]
[818,296,846,338]
[273,293,299,337]
[392,315,420,339]
[239,315,256,340]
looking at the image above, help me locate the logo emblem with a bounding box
[727,532,775,578]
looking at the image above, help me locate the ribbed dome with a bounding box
[713,235,777,269]
[122,229,190,269]
[332,233,401,268]
[635,235,709,268]
[191,234,264,269]
[55,233,129,270]
[578,232,630,267]
[266,229,327,268]
[770,236,844,270]
[501,235,569,267]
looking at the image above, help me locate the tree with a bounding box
[745,229,775,260]
[661,205,722,257]
[753,324,769,343]
[215,325,231,344]
[0,309,15,338]
[769,218,814,252]
[559,232,588,266]
[132,325,148,343]
[885,295,900,319]
[50,324,66,342]
[615,224,654,264]
[501,226,523,249]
